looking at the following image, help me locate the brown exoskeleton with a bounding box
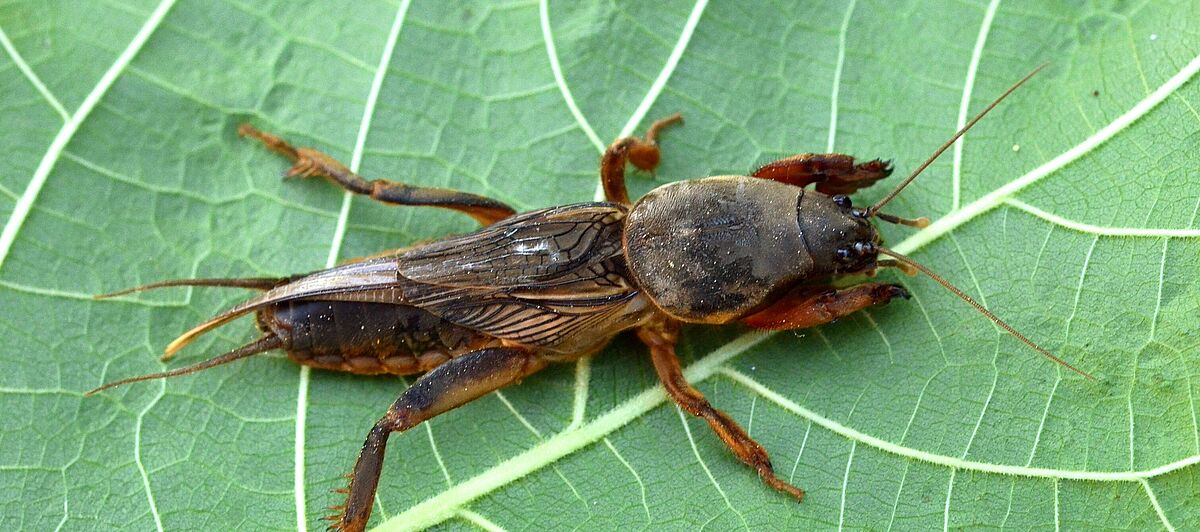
[89,67,1090,531]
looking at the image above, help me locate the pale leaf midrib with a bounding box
[895,52,1200,255]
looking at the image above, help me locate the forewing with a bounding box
[397,203,627,288]
[233,203,643,348]
[394,204,645,347]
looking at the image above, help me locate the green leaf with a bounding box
[2,0,1198,530]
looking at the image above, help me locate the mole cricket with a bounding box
[89,66,1090,531]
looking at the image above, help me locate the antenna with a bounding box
[868,64,1047,216]
[878,248,1094,380]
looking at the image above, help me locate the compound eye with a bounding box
[833,195,852,208]
[853,241,877,255]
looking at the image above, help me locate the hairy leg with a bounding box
[331,347,548,531]
[741,283,909,330]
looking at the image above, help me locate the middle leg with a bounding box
[600,113,683,204]
[637,318,806,502]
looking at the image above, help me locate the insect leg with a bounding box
[637,319,806,502]
[600,113,682,204]
[238,124,516,225]
[332,346,548,532]
[740,283,909,330]
[752,153,892,195]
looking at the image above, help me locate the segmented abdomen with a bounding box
[258,300,492,375]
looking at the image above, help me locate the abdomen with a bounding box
[257,300,493,375]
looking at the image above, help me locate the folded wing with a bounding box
[167,203,648,356]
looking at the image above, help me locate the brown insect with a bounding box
[89,67,1089,531]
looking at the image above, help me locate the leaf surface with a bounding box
[1,1,1199,530]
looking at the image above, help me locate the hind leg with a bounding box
[239,124,516,225]
[331,346,548,532]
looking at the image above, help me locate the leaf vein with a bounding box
[838,440,855,532]
[539,0,604,155]
[942,468,956,532]
[617,0,708,141]
[1006,199,1200,237]
[567,357,590,431]
[603,438,652,526]
[0,24,69,120]
[135,380,167,532]
[894,52,1200,256]
[825,0,856,152]
[675,406,749,531]
[721,368,1200,480]
[1139,479,1176,532]
[0,0,179,274]
[884,460,910,532]
[952,0,1001,210]
[457,509,508,532]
